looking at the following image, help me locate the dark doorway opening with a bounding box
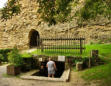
[32,61,65,78]
[29,30,40,48]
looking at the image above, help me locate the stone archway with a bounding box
[29,29,40,48]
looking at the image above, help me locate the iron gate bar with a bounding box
[41,38,85,40]
[36,47,85,49]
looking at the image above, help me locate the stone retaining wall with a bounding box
[0,0,111,49]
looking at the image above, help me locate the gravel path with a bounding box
[0,65,7,77]
[0,65,97,86]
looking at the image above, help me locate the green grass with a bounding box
[84,44,111,58]
[21,52,32,58]
[31,49,82,56]
[81,63,111,80]
[78,44,111,86]
[21,44,111,59]
[80,62,111,86]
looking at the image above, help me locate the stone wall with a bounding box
[0,0,111,49]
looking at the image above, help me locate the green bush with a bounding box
[0,54,4,61]
[74,57,89,68]
[0,49,12,62]
[75,59,83,64]
[8,47,23,67]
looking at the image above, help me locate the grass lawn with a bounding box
[21,52,32,58]
[80,62,111,86]
[84,44,111,59]
[78,44,111,86]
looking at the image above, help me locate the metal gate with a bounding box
[36,37,85,56]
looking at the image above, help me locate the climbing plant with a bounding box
[1,0,21,20]
[75,0,111,24]
[37,0,73,25]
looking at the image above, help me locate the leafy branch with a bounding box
[1,0,21,20]
[75,0,111,25]
[37,0,73,26]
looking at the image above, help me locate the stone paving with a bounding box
[0,65,97,86]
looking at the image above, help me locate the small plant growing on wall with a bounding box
[1,0,21,20]
[7,46,23,75]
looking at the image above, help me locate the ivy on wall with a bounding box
[37,0,73,26]
[75,0,111,24]
[1,0,21,20]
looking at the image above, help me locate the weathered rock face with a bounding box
[0,0,111,49]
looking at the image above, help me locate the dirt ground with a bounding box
[0,65,97,86]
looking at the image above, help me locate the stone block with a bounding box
[76,62,83,71]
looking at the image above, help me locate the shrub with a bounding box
[0,49,12,62]
[75,59,83,64]
[8,47,23,67]
[74,57,90,68]
[0,54,4,62]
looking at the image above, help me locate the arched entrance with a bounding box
[29,29,40,48]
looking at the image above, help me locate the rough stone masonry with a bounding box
[0,0,111,49]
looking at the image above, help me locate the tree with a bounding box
[75,0,111,24]
[37,0,72,25]
[1,0,21,20]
